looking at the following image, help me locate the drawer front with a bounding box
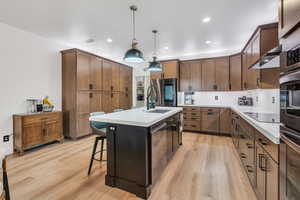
[255,130,279,163]
[183,107,201,112]
[184,120,201,131]
[201,108,220,112]
[183,112,201,119]
[23,113,60,125]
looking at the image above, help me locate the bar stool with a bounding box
[88,112,107,176]
[1,156,10,200]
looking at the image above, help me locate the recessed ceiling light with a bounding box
[107,38,113,43]
[205,40,212,44]
[203,17,211,23]
[86,38,95,43]
[164,46,169,50]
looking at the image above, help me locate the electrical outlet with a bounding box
[3,135,10,142]
[215,96,218,100]
[272,96,275,104]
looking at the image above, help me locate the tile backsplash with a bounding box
[178,89,280,113]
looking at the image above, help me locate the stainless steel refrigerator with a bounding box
[150,78,177,107]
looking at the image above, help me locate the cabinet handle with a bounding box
[240,153,246,159]
[229,83,232,90]
[244,82,247,89]
[258,138,268,146]
[89,93,93,98]
[213,85,217,90]
[246,165,254,173]
[256,78,260,87]
[89,84,93,90]
[111,86,114,91]
[259,154,267,171]
[111,93,113,98]
[207,112,214,115]
[246,143,253,149]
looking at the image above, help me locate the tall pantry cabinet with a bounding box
[61,49,133,139]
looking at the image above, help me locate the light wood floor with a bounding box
[6,133,257,200]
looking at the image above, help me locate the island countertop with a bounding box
[89,107,183,127]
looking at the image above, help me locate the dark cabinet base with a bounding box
[105,175,151,199]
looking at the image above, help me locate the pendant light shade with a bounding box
[148,30,162,72]
[124,5,144,63]
[148,56,162,72]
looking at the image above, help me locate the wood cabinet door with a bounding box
[251,33,260,65]
[112,63,120,91]
[201,111,220,133]
[77,52,91,90]
[256,144,266,200]
[190,61,202,91]
[111,92,120,111]
[22,122,43,148]
[215,57,230,91]
[77,113,91,137]
[201,59,216,91]
[266,155,278,200]
[162,60,178,79]
[102,91,112,113]
[242,52,248,90]
[220,108,231,134]
[102,60,113,91]
[230,54,242,91]
[77,92,90,115]
[120,66,132,93]
[90,92,102,113]
[179,62,191,91]
[43,119,61,142]
[90,57,102,90]
[279,0,300,38]
[120,92,131,110]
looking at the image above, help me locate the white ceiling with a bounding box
[0,0,278,66]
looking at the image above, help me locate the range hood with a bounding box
[249,45,281,69]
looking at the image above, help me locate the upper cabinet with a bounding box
[180,58,230,92]
[279,0,300,38]
[150,60,179,80]
[242,23,280,90]
[201,59,216,91]
[215,57,230,91]
[229,54,242,91]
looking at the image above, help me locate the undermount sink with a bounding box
[146,109,171,114]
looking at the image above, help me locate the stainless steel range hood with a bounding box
[249,45,281,69]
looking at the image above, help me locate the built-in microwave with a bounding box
[280,70,300,134]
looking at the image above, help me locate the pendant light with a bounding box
[124,5,144,63]
[148,30,162,72]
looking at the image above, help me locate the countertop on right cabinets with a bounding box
[179,104,280,144]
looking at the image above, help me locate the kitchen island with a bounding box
[89,107,183,199]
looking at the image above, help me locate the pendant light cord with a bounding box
[153,30,158,58]
[132,7,136,41]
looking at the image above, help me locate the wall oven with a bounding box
[280,70,300,132]
[280,41,300,200]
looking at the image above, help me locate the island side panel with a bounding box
[105,123,151,199]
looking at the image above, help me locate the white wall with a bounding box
[0,22,69,155]
[178,89,280,113]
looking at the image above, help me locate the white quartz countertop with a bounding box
[89,107,183,127]
[178,104,280,144]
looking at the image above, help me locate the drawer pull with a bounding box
[246,143,253,149]
[258,138,268,145]
[246,165,254,173]
[240,153,246,159]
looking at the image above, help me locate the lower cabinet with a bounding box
[13,111,63,155]
[201,111,220,133]
[255,143,279,200]
[220,108,231,134]
[231,111,279,200]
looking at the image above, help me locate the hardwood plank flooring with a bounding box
[5,133,257,200]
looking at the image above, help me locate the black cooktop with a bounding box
[244,112,280,123]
